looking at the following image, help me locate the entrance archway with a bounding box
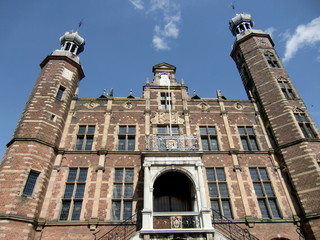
[153,171,194,212]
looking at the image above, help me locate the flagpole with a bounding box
[168,78,172,136]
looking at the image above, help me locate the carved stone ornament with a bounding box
[198,102,209,110]
[84,101,100,109]
[150,112,185,124]
[123,101,133,109]
[234,102,244,110]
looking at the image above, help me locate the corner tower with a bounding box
[0,31,85,239]
[230,13,320,239]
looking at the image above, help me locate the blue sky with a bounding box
[0,0,319,158]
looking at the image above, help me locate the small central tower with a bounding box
[0,31,85,239]
[230,13,320,239]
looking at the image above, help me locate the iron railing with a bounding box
[211,209,259,240]
[97,213,141,240]
[153,213,200,229]
[145,136,199,151]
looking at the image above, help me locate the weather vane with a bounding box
[77,18,85,32]
[229,1,236,15]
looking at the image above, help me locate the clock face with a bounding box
[160,74,170,86]
[257,38,268,46]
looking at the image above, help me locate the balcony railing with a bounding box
[145,136,199,151]
[153,212,200,229]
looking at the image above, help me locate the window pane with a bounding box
[206,168,215,181]
[78,168,88,182]
[125,169,134,182]
[210,137,219,151]
[87,126,95,135]
[157,126,167,135]
[201,138,209,151]
[78,126,86,135]
[60,200,71,221]
[128,126,136,135]
[200,127,207,135]
[56,87,65,100]
[71,201,82,220]
[115,169,123,182]
[246,127,254,135]
[264,183,274,196]
[124,184,133,198]
[85,137,93,150]
[118,138,126,150]
[253,183,264,196]
[123,201,133,220]
[219,183,229,197]
[250,137,258,151]
[211,200,221,220]
[75,137,84,150]
[307,125,316,138]
[241,138,249,151]
[23,171,39,196]
[112,201,121,220]
[238,127,246,135]
[208,183,218,197]
[258,199,270,219]
[301,114,308,122]
[171,126,179,135]
[222,200,232,219]
[64,183,74,198]
[119,126,127,135]
[208,127,216,135]
[259,168,269,181]
[113,184,122,198]
[216,168,225,181]
[249,168,259,181]
[75,184,85,198]
[68,168,77,182]
[127,137,135,151]
[269,199,281,218]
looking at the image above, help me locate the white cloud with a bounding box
[264,27,276,38]
[152,35,169,50]
[129,0,181,51]
[283,16,320,63]
[129,0,144,10]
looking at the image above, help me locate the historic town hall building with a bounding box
[0,13,319,240]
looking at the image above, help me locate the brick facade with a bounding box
[0,15,319,240]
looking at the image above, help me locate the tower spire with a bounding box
[59,31,85,55]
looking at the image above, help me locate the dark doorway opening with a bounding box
[153,171,194,212]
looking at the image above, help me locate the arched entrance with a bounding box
[153,171,195,212]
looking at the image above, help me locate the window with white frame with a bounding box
[249,167,281,219]
[112,168,134,221]
[206,168,232,219]
[60,168,88,221]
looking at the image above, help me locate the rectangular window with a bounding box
[238,126,259,151]
[22,171,40,196]
[112,168,134,221]
[118,125,136,151]
[56,86,66,100]
[264,53,280,68]
[278,79,296,100]
[206,168,232,219]
[200,126,219,151]
[160,92,172,110]
[249,168,281,219]
[157,125,179,135]
[294,113,317,138]
[75,125,95,151]
[59,168,88,221]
